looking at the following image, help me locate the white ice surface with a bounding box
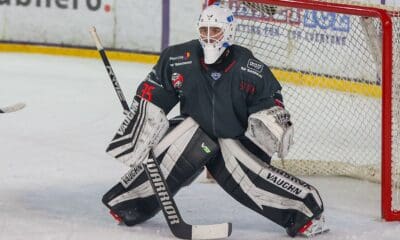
[1,53,400,240]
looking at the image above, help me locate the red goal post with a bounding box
[207,0,400,221]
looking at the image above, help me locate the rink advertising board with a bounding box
[0,0,397,97]
[0,0,398,54]
[230,2,383,97]
[0,0,162,52]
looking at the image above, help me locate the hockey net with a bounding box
[211,0,400,220]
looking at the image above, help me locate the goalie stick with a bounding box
[90,26,232,239]
[144,152,232,239]
[89,27,130,112]
[0,102,26,114]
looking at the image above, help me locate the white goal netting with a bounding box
[218,0,400,216]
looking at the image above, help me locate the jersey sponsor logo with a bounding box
[247,59,263,73]
[171,73,184,90]
[140,83,155,101]
[240,66,263,78]
[169,52,192,67]
[146,158,180,225]
[211,72,222,80]
[170,61,193,67]
[169,52,191,61]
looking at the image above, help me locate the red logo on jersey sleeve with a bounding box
[141,83,155,101]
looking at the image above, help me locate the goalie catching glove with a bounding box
[245,106,294,158]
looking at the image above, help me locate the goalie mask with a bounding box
[197,4,236,64]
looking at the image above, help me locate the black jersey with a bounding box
[136,40,282,139]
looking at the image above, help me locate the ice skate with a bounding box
[288,215,330,238]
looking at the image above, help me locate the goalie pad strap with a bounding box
[106,98,169,167]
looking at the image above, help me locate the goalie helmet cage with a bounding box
[206,0,400,221]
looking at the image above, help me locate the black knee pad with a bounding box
[102,118,219,226]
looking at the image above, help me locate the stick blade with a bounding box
[191,222,232,239]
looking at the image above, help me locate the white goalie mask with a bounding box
[197,4,236,64]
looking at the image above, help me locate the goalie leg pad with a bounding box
[207,139,323,232]
[102,118,219,226]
